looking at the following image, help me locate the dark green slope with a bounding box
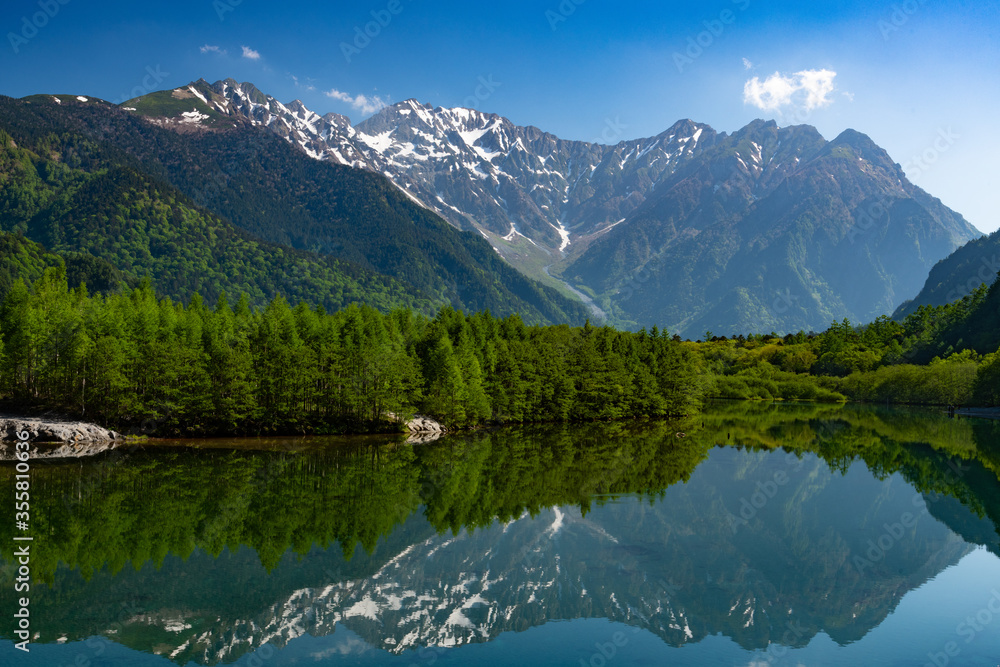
[908,277,1000,360]
[0,229,127,297]
[0,94,589,325]
[0,117,427,313]
[893,228,1000,319]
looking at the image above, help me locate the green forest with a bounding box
[0,257,998,436]
[692,277,1000,408]
[0,266,698,435]
[2,93,998,438]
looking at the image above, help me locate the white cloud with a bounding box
[742,57,753,70]
[200,44,226,55]
[291,75,316,91]
[325,88,388,115]
[241,46,261,60]
[743,69,837,113]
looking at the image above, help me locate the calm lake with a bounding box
[2,402,1000,666]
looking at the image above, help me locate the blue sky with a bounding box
[3,0,999,232]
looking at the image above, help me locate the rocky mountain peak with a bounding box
[119,78,981,334]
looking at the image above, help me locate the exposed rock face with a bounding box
[0,415,121,460]
[404,415,445,444]
[405,415,445,433]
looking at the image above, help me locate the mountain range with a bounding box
[123,78,982,335]
[0,92,588,324]
[0,78,985,334]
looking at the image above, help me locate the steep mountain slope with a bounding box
[893,228,1000,318]
[563,121,981,335]
[126,80,716,296]
[353,105,714,247]
[906,270,1000,360]
[130,79,716,246]
[124,79,980,334]
[0,94,590,324]
[0,112,428,313]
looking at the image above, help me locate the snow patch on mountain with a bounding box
[165,81,717,265]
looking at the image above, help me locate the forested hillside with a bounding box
[689,271,1000,407]
[0,94,590,325]
[0,230,126,296]
[0,122,429,314]
[0,267,697,435]
[894,227,1000,318]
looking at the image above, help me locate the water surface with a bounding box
[2,402,999,665]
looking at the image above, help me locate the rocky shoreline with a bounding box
[0,415,121,460]
[403,414,446,444]
[0,412,450,460]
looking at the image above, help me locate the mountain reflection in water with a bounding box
[2,402,999,666]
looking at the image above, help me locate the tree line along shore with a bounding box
[0,266,997,438]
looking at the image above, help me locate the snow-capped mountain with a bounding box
[139,78,374,167]
[352,103,714,250]
[124,79,982,334]
[71,449,975,665]
[126,79,715,258]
